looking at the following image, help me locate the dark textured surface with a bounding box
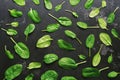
[0,0,120,80]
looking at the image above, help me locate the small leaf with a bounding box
[77,21,88,29]
[78,54,87,60]
[48,13,72,27]
[108,71,119,78]
[55,1,65,12]
[36,35,53,48]
[98,17,108,30]
[65,10,79,18]
[32,0,40,5]
[42,23,60,33]
[57,39,76,50]
[25,73,34,80]
[8,9,23,17]
[111,28,120,39]
[24,24,35,40]
[1,28,18,36]
[92,44,103,67]
[27,62,41,69]
[13,0,25,6]
[61,76,77,80]
[69,0,81,6]
[89,8,100,18]
[4,64,23,80]
[64,30,76,39]
[10,37,30,59]
[84,0,94,9]
[108,53,113,64]
[99,33,112,46]
[102,0,107,8]
[6,21,19,27]
[44,0,52,10]
[43,53,58,64]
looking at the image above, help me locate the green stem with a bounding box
[114,7,119,13]
[76,61,87,65]
[65,10,73,13]
[48,13,58,21]
[1,28,7,32]
[10,37,17,44]
[76,37,82,45]
[99,67,109,72]
[89,48,91,57]
[118,37,120,40]
[6,23,11,25]
[41,30,47,32]
[88,26,100,29]
[98,44,104,53]
[4,45,7,51]
[61,1,65,5]
[25,35,28,41]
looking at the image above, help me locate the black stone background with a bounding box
[0,0,120,80]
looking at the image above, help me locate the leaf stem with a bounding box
[4,45,7,51]
[76,37,82,44]
[88,26,100,29]
[48,13,58,21]
[114,7,119,13]
[76,61,87,65]
[6,23,11,25]
[99,66,109,72]
[1,28,7,32]
[89,48,91,57]
[10,37,17,44]
[41,30,47,32]
[61,1,65,5]
[65,10,72,13]
[98,44,103,53]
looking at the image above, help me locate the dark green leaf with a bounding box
[57,39,76,50]
[8,9,23,17]
[84,0,94,9]
[69,0,81,6]
[13,0,25,6]
[108,53,113,64]
[55,1,65,12]
[4,64,23,80]
[78,54,87,60]
[25,73,34,80]
[61,76,77,80]
[111,28,120,40]
[32,0,40,5]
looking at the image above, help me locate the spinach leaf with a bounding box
[44,0,52,10]
[55,1,65,12]
[36,35,53,48]
[69,0,81,6]
[13,0,26,6]
[27,62,41,69]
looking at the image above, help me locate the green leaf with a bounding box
[42,23,60,33]
[4,64,23,80]
[13,0,25,6]
[27,62,41,69]
[4,45,14,59]
[1,28,18,36]
[89,8,100,18]
[32,0,40,5]
[28,8,41,23]
[92,44,103,67]
[86,34,95,49]
[108,71,119,78]
[98,17,108,30]
[10,37,30,59]
[69,0,81,6]
[84,0,94,9]
[102,0,107,8]
[6,21,19,27]
[82,67,100,77]
[24,24,35,40]
[58,57,77,70]
[36,35,53,48]
[86,34,95,57]
[99,33,112,46]
[57,39,76,50]
[25,73,34,80]
[77,21,88,29]
[111,28,120,40]
[48,13,72,27]
[8,9,23,18]
[78,54,87,60]
[65,30,76,39]
[107,7,119,24]
[55,1,65,12]
[61,76,77,80]
[41,70,58,80]
[65,10,79,18]
[108,53,113,64]
[43,53,58,64]
[44,0,52,10]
